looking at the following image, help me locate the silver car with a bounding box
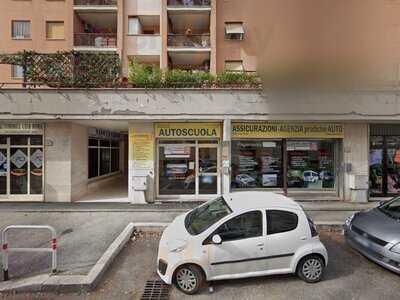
[344,197,400,274]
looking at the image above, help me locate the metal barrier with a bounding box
[1,225,57,281]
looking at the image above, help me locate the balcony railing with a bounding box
[167,0,210,7]
[168,34,210,48]
[74,0,117,5]
[74,33,117,48]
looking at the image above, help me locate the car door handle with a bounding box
[300,236,307,240]
[257,243,264,247]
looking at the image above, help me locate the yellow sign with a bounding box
[131,133,154,169]
[232,122,344,139]
[155,123,221,139]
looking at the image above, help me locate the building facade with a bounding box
[1,1,400,204]
[0,88,399,204]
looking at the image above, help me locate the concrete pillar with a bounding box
[343,123,369,202]
[129,122,155,204]
[44,122,88,202]
[222,119,231,195]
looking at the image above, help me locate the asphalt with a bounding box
[3,231,399,300]
[0,201,379,291]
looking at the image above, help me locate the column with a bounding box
[128,123,155,204]
[222,119,231,195]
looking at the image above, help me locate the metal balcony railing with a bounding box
[74,33,117,48]
[74,0,117,5]
[167,0,210,7]
[168,34,210,48]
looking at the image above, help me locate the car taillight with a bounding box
[308,217,318,237]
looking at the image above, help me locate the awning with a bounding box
[225,22,244,34]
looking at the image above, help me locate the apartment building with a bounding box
[1,1,400,204]
[0,0,258,83]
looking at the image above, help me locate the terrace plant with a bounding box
[128,61,162,88]
[164,69,214,87]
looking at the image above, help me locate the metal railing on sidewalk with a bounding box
[1,225,57,281]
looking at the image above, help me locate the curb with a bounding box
[0,222,135,293]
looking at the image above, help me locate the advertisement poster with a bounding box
[132,133,154,170]
[262,174,277,187]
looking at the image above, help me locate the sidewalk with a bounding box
[0,200,377,213]
[0,201,378,230]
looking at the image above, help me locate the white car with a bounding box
[157,191,328,294]
[303,171,319,183]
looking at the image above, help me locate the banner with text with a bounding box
[232,122,344,139]
[155,123,221,139]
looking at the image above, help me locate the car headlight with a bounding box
[345,213,356,226]
[390,243,400,254]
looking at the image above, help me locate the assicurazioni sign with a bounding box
[155,123,221,138]
[232,122,344,139]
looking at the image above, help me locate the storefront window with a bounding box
[370,135,400,195]
[158,144,196,195]
[287,140,335,189]
[231,140,283,189]
[88,138,120,179]
[370,136,384,195]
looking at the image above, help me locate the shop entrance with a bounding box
[370,135,400,196]
[157,140,220,199]
[0,135,44,201]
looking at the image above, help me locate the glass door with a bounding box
[370,135,400,196]
[0,147,8,197]
[158,143,196,195]
[198,145,219,195]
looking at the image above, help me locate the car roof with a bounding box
[223,191,302,212]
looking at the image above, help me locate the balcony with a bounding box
[74,0,117,6]
[74,33,117,50]
[167,34,210,50]
[167,0,211,9]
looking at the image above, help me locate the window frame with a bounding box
[11,20,31,40]
[11,65,24,79]
[88,137,120,179]
[224,22,245,40]
[266,209,299,235]
[224,60,244,72]
[46,21,65,40]
[204,210,264,244]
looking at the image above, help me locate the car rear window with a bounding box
[266,210,298,235]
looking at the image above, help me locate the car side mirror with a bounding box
[379,200,386,206]
[212,234,222,245]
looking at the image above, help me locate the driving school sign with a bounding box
[232,122,344,139]
[155,123,221,139]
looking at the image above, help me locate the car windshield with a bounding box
[185,197,232,235]
[379,196,400,220]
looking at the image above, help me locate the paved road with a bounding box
[2,231,399,300]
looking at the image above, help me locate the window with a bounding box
[12,21,31,39]
[128,17,140,35]
[215,211,262,242]
[287,140,335,189]
[11,65,24,79]
[46,21,64,40]
[266,210,298,235]
[231,140,283,189]
[225,60,244,72]
[185,197,232,235]
[88,138,120,179]
[225,22,244,40]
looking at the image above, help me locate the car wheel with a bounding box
[174,265,204,295]
[297,255,324,283]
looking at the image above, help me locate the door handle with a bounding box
[257,243,264,247]
[300,236,307,240]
